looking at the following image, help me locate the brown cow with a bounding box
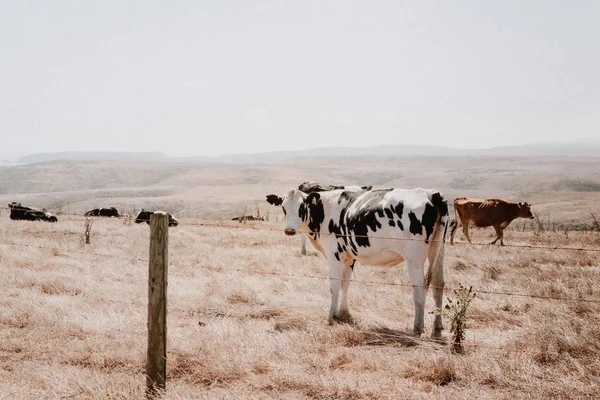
[449,198,534,246]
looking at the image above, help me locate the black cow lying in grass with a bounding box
[135,209,179,227]
[84,207,120,217]
[231,215,265,222]
[8,202,58,222]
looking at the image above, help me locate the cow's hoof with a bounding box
[334,310,355,325]
[431,330,444,341]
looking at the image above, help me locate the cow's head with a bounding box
[266,189,317,236]
[168,214,179,227]
[135,209,151,224]
[518,202,534,219]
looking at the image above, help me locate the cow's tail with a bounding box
[425,191,448,290]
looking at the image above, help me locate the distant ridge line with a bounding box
[13,141,600,165]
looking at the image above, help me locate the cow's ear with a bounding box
[306,192,321,206]
[518,202,523,207]
[266,194,283,206]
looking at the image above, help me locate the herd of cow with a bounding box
[7,182,535,337]
[7,203,179,227]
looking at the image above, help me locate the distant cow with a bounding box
[84,207,120,217]
[231,215,265,222]
[135,210,179,227]
[449,198,534,246]
[268,186,448,337]
[8,202,58,222]
[267,182,373,255]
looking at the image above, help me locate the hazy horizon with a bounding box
[2,1,599,159]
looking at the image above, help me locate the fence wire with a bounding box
[1,238,599,304]
[183,220,600,253]
[2,206,599,253]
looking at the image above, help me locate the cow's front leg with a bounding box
[406,258,426,336]
[337,261,354,323]
[327,259,346,324]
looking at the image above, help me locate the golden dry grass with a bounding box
[1,215,599,399]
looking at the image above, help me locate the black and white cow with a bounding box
[135,209,179,227]
[8,202,58,222]
[267,187,448,338]
[84,207,120,217]
[267,182,373,255]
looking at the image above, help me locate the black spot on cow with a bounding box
[337,189,364,205]
[265,195,283,206]
[349,260,356,270]
[346,208,383,248]
[305,193,325,236]
[299,203,307,222]
[421,203,438,243]
[394,202,404,220]
[389,220,395,227]
[135,210,179,227]
[429,191,448,216]
[408,212,423,236]
[84,207,119,217]
[329,219,340,238]
[384,207,394,219]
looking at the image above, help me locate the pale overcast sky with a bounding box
[1,0,599,158]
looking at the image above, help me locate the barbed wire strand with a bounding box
[183,221,600,253]
[170,261,600,304]
[1,231,599,303]
[3,207,599,252]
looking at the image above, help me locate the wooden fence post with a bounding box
[146,212,169,398]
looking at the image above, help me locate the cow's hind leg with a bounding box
[300,235,307,255]
[428,246,445,339]
[491,225,503,245]
[336,261,355,323]
[449,220,458,245]
[327,259,346,324]
[462,223,472,243]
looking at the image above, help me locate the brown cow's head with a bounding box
[518,202,534,219]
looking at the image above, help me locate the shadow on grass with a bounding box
[333,323,448,348]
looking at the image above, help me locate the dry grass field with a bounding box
[1,156,599,398]
[1,213,599,399]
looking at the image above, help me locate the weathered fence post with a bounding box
[84,218,93,244]
[147,212,169,398]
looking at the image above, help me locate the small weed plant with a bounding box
[444,284,476,354]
